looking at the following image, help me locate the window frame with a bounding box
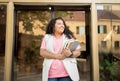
[98,25,107,34]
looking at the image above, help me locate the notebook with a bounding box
[64,39,80,51]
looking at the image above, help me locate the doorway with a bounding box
[14,5,91,81]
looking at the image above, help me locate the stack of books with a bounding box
[64,39,80,51]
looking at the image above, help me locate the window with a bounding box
[114,41,120,48]
[117,26,120,34]
[76,26,79,34]
[76,26,85,35]
[98,25,107,34]
[97,4,120,81]
[113,25,117,32]
[113,25,120,34]
[101,41,107,48]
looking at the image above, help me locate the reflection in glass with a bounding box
[97,4,120,81]
[16,10,51,81]
[0,4,6,81]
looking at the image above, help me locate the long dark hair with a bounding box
[46,17,76,39]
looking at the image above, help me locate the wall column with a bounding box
[91,2,99,81]
[4,1,14,81]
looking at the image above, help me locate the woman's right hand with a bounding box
[56,54,66,60]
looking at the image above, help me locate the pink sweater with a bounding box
[41,35,68,78]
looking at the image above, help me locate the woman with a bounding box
[40,17,81,81]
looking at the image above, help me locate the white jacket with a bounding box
[41,34,80,81]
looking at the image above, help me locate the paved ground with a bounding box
[17,73,42,81]
[16,71,90,81]
[0,71,90,81]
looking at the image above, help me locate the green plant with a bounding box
[99,52,120,81]
[24,40,39,65]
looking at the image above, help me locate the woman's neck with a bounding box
[53,33,62,38]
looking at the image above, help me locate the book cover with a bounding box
[64,39,80,51]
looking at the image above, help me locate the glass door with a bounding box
[53,6,91,81]
[14,5,91,81]
[0,4,7,81]
[14,6,51,81]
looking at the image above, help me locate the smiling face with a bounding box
[54,19,65,35]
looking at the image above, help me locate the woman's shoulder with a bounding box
[44,34,52,37]
[44,34,52,40]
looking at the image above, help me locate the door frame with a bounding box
[5,2,99,81]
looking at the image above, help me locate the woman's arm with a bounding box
[40,48,66,60]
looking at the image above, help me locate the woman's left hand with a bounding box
[61,48,72,57]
